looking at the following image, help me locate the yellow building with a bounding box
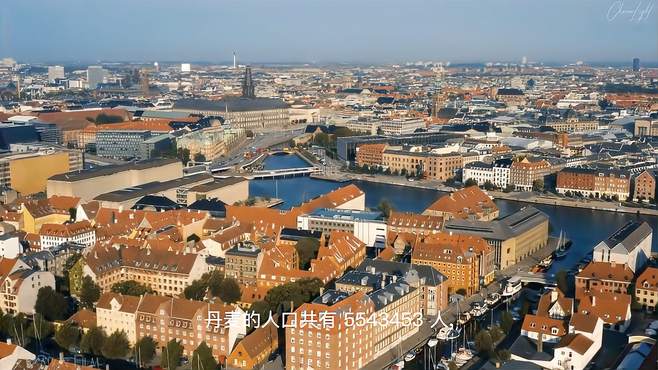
[1,151,74,195]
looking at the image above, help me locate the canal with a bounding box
[249,154,658,274]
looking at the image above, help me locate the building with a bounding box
[87,66,107,89]
[172,98,289,130]
[634,118,658,137]
[633,57,640,71]
[411,232,494,295]
[225,242,263,286]
[592,221,652,273]
[556,167,631,199]
[297,208,387,246]
[578,291,632,332]
[510,157,552,191]
[423,186,498,221]
[381,148,463,181]
[386,211,443,237]
[355,143,387,167]
[47,158,183,202]
[39,220,96,250]
[47,66,65,83]
[575,261,634,299]
[83,243,207,296]
[336,132,459,161]
[226,321,278,369]
[96,130,152,159]
[93,173,214,209]
[184,177,249,206]
[0,230,21,258]
[545,119,599,133]
[0,341,36,369]
[0,150,82,195]
[635,266,658,311]
[444,206,549,269]
[0,258,56,315]
[633,170,656,202]
[378,118,425,135]
[95,293,141,344]
[176,126,227,161]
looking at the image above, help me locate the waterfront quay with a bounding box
[363,236,562,370]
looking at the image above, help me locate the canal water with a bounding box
[250,154,658,274]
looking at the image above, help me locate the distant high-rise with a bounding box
[633,58,640,72]
[241,66,255,98]
[181,63,191,73]
[47,66,65,82]
[521,56,527,65]
[87,66,108,89]
[233,52,237,69]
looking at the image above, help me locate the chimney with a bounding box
[59,352,64,362]
[5,338,10,345]
[537,332,543,353]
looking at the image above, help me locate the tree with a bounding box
[192,341,218,370]
[448,361,458,370]
[489,325,504,343]
[193,153,206,162]
[135,336,157,368]
[295,237,320,270]
[6,313,29,347]
[102,330,130,359]
[161,339,184,370]
[464,178,478,187]
[81,326,107,356]
[378,199,394,218]
[184,279,209,301]
[556,269,569,295]
[55,322,80,351]
[474,329,494,358]
[455,288,467,296]
[217,278,241,304]
[484,180,495,191]
[111,280,154,296]
[504,184,514,193]
[500,311,514,333]
[94,113,124,124]
[177,148,191,165]
[68,207,77,221]
[27,313,53,349]
[79,276,101,309]
[532,179,544,192]
[207,271,224,297]
[496,349,511,362]
[254,278,324,315]
[35,286,68,321]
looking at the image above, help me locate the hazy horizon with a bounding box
[2,0,656,65]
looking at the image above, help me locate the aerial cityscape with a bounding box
[0,1,657,370]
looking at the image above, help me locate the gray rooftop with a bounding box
[173,97,289,113]
[356,259,447,287]
[603,221,653,252]
[444,206,548,241]
[94,173,212,202]
[49,158,180,182]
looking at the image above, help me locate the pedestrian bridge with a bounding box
[214,166,322,180]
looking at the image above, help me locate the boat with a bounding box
[427,338,439,347]
[454,347,474,363]
[469,302,487,318]
[539,254,553,268]
[502,279,522,297]
[484,292,501,306]
[437,324,460,340]
[404,351,416,362]
[390,360,405,369]
[554,230,569,258]
[457,312,471,325]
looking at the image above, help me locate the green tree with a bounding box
[377,199,394,218]
[79,276,101,309]
[207,271,224,297]
[94,113,124,124]
[135,336,157,368]
[184,279,208,301]
[217,278,241,304]
[257,278,323,314]
[556,270,569,295]
[532,179,544,192]
[448,361,458,370]
[474,329,494,358]
[161,339,184,370]
[111,280,154,296]
[35,286,68,321]
[295,238,320,270]
[27,313,53,348]
[102,330,130,359]
[68,207,77,221]
[192,341,218,370]
[55,322,80,351]
[193,153,207,162]
[500,311,514,333]
[464,178,478,187]
[489,325,504,343]
[177,148,191,165]
[80,326,107,356]
[484,180,495,191]
[496,349,511,362]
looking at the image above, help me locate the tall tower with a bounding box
[233,52,237,69]
[241,66,255,98]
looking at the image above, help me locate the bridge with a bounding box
[214,166,322,180]
[508,271,555,285]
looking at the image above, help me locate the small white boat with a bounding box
[455,347,474,362]
[404,351,416,362]
[539,254,553,268]
[502,279,522,297]
[437,324,460,340]
[427,338,439,347]
[484,293,501,306]
[391,360,405,369]
[645,328,657,336]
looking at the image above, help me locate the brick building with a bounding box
[556,167,630,199]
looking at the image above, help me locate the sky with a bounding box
[1,0,656,64]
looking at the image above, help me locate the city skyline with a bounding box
[2,0,656,64]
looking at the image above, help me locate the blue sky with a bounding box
[1,0,656,64]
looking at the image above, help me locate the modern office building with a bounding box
[633,57,640,72]
[96,130,152,159]
[47,65,65,82]
[297,208,387,246]
[0,150,82,195]
[87,66,108,89]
